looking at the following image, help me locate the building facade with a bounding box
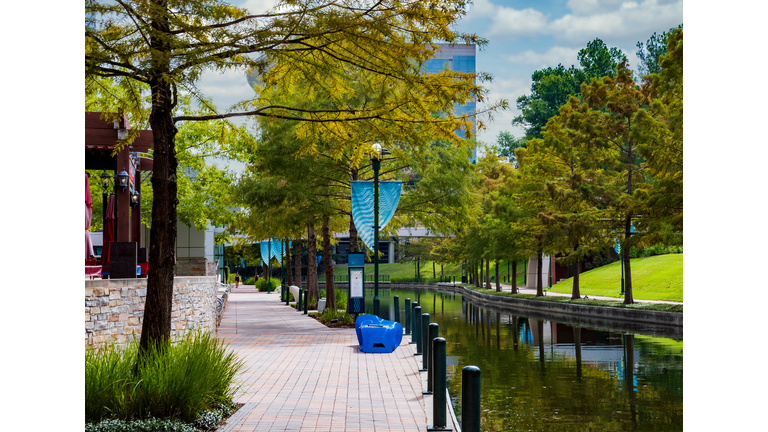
[424,43,477,162]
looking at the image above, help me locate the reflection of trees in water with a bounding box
[390,289,682,432]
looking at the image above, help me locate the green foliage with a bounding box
[84,331,244,423]
[85,417,198,432]
[255,278,280,292]
[636,24,683,78]
[310,308,355,325]
[513,39,627,140]
[493,131,526,166]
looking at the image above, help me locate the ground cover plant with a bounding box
[547,254,683,302]
[85,331,244,427]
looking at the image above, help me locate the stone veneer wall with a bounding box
[85,276,218,349]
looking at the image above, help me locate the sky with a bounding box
[196,0,684,155]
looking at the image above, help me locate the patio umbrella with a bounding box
[85,173,95,260]
[102,194,116,265]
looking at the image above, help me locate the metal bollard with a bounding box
[461,366,481,432]
[420,313,430,370]
[297,288,303,311]
[404,298,411,335]
[428,337,450,431]
[425,323,439,394]
[414,306,422,354]
[411,302,419,344]
[393,295,400,325]
[303,289,308,314]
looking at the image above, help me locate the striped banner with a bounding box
[351,180,403,252]
[261,239,292,263]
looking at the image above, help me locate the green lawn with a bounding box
[364,260,526,285]
[548,254,683,302]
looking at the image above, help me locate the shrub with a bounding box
[85,417,198,432]
[255,277,280,292]
[243,277,256,285]
[85,331,244,424]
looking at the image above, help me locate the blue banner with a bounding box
[261,239,293,263]
[351,180,403,252]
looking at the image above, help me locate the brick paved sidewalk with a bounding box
[217,286,426,432]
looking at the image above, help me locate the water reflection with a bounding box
[357,288,683,431]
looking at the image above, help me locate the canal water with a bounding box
[349,287,683,431]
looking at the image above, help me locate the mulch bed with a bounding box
[309,315,355,328]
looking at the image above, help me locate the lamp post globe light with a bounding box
[117,167,130,191]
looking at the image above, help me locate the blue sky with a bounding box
[198,0,683,151]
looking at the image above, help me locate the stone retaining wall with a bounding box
[308,281,683,339]
[85,276,218,349]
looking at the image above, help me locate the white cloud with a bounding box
[241,0,281,14]
[488,7,550,40]
[465,0,500,20]
[475,76,531,144]
[505,46,581,69]
[550,0,682,45]
[565,0,625,16]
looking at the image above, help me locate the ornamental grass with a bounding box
[85,330,244,424]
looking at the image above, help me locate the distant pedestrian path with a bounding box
[494,283,683,305]
[217,286,426,432]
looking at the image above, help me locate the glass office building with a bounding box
[424,43,477,162]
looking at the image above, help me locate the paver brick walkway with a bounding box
[217,286,426,432]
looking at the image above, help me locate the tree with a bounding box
[636,25,682,78]
[493,131,526,167]
[86,0,504,350]
[520,99,615,299]
[564,60,653,304]
[513,39,627,140]
[634,27,683,245]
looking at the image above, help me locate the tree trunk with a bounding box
[294,239,301,288]
[475,262,480,287]
[140,11,178,352]
[441,264,444,279]
[485,259,491,289]
[307,217,318,303]
[511,260,518,294]
[323,216,336,309]
[417,257,420,280]
[286,238,293,287]
[623,215,634,304]
[536,249,544,296]
[262,261,268,281]
[432,261,436,279]
[495,259,500,292]
[571,258,581,300]
[479,258,484,287]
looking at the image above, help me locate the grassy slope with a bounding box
[548,254,683,302]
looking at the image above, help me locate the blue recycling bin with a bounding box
[355,314,403,353]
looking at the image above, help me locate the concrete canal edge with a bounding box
[317,281,683,339]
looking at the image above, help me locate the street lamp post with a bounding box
[370,143,390,318]
[268,240,272,294]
